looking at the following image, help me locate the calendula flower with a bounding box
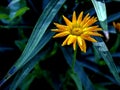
[113,22,120,32]
[52,11,102,53]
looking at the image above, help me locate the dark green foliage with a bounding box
[0,0,120,90]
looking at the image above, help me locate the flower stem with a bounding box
[72,46,77,72]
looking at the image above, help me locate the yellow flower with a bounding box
[113,22,120,32]
[52,11,102,53]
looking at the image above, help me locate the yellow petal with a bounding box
[73,38,77,51]
[82,13,90,24]
[62,35,71,46]
[51,29,64,32]
[54,23,67,30]
[82,17,97,27]
[116,23,120,30]
[113,22,116,29]
[85,26,102,31]
[77,36,86,53]
[84,31,103,37]
[53,31,70,38]
[113,22,120,31]
[81,35,97,42]
[77,11,83,24]
[62,15,72,28]
[117,23,120,31]
[67,35,76,45]
[72,11,76,24]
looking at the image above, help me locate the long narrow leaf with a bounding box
[93,37,120,84]
[107,12,120,23]
[9,30,54,89]
[91,0,107,26]
[77,58,119,85]
[0,0,66,86]
[9,49,50,90]
[14,0,64,70]
[70,72,83,90]
[91,0,109,39]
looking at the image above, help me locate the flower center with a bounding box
[71,27,83,36]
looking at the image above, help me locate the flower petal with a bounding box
[81,13,90,25]
[77,11,83,24]
[62,35,71,46]
[83,17,97,27]
[62,15,72,28]
[54,23,67,30]
[51,29,64,32]
[84,26,102,31]
[84,31,103,37]
[113,22,120,31]
[77,36,86,53]
[67,35,76,45]
[83,13,90,21]
[72,11,76,24]
[81,34,97,42]
[73,38,77,51]
[53,31,70,38]
[116,23,120,31]
[113,22,116,28]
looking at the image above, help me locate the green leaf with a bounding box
[94,84,108,90]
[1,0,28,24]
[91,0,109,39]
[15,39,27,52]
[91,0,107,22]
[76,59,118,84]
[108,12,120,23]
[19,74,35,90]
[0,0,66,86]
[9,49,49,90]
[11,7,29,20]
[70,72,83,90]
[0,14,9,19]
[93,37,120,84]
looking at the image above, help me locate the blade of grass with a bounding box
[91,0,109,39]
[9,30,54,89]
[70,72,83,90]
[77,58,119,85]
[107,12,120,23]
[93,37,120,84]
[91,0,107,28]
[15,0,62,70]
[9,49,50,90]
[0,0,66,86]
[22,30,54,63]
